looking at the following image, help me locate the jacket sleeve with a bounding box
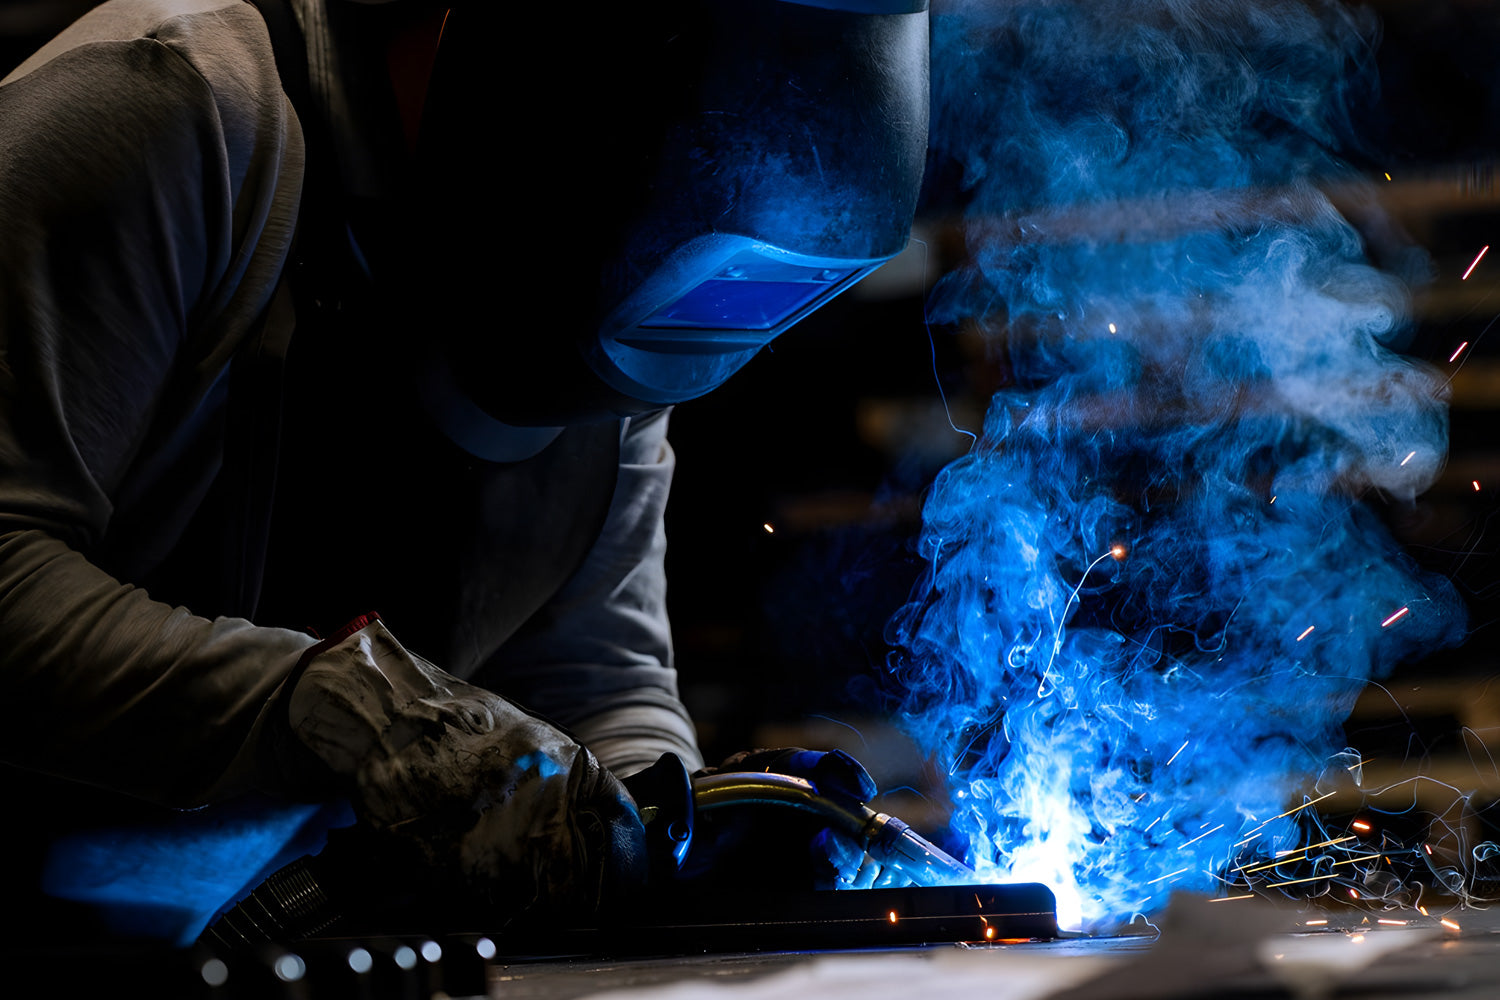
[0,9,321,808]
[480,408,704,777]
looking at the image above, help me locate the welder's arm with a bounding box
[479,408,704,778]
[0,12,319,808]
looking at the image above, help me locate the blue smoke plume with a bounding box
[887,0,1467,928]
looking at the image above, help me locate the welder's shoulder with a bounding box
[1,0,289,162]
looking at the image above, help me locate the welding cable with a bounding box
[690,772,977,887]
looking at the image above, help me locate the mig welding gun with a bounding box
[623,749,976,890]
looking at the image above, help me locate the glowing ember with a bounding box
[1165,741,1190,767]
[1450,341,1470,363]
[1461,246,1489,280]
[1178,824,1224,849]
[1380,607,1410,628]
[1145,867,1191,886]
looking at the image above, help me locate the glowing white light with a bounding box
[273,954,305,983]
[1381,607,1409,628]
[1399,451,1416,467]
[421,940,443,963]
[475,937,497,960]
[1177,824,1223,849]
[1296,626,1315,641]
[394,946,417,970]
[1165,740,1189,766]
[347,948,373,974]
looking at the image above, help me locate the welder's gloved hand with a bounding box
[279,616,647,923]
[682,747,914,892]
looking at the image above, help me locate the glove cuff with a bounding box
[256,617,386,802]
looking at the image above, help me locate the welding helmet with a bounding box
[408,0,930,429]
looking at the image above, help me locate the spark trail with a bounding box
[887,0,1466,929]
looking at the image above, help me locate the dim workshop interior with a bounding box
[3,0,1500,996]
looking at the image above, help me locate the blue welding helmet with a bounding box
[409,0,930,426]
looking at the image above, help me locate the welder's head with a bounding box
[408,0,930,426]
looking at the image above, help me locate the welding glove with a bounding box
[681,747,913,891]
[275,616,648,923]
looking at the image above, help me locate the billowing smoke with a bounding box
[886,0,1467,928]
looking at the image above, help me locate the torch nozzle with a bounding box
[862,811,978,887]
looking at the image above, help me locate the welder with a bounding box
[0,0,928,944]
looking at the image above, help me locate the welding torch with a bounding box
[692,771,976,887]
[625,753,977,888]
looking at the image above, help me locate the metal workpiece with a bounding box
[690,771,978,886]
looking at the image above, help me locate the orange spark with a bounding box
[1234,792,1336,846]
[1462,245,1489,280]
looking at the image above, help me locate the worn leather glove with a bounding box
[681,747,914,891]
[280,616,647,924]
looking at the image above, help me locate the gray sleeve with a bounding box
[482,408,704,777]
[0,13,319,807]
